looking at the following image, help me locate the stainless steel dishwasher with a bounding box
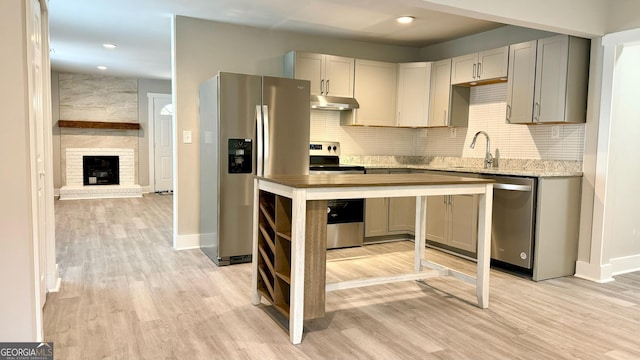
[489,175,537,269]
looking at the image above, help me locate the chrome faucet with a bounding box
[470,131,494,168]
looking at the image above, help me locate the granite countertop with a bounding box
[340,156,583,178]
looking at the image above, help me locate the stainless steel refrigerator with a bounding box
[199,72,310,265]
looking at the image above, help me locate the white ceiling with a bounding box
[48,0,505,80]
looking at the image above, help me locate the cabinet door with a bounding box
[388,197,416,233]
[426,196,447,245]
[295,52,324,96]
[428,59,452,127]
[354,59,398,126]
[451,53,478,84]
[506,40,537,124]
[535,35,569,123]
[324,55,354,97]
[397,62,431,127]
[365,198,388,237]
[478,46,508,80]
[449,194,479,253]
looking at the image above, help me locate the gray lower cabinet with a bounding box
[364,169,415,240]
[532,177,581,281]
[426,194,478,255]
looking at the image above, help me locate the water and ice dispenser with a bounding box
[228,138,252,174]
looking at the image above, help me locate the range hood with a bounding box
[310,95,359,111]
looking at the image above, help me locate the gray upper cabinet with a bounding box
[396,62,431,128]
[428,58,470,128]
[428,58,452,127]
[284,51,355,97]
[505,40,537,123]
[451,46,508,85]
[506,35,590,124]
[346,59,398,127]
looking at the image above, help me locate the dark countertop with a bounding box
[257,173,494,189]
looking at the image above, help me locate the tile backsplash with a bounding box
[310,82,585,161]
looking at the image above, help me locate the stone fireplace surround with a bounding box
[59,148,142,200]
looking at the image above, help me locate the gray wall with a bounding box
[0,0,38,340]
[173,16,422,245]
[420,25,558,60]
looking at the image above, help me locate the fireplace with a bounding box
[59,148,142,200]
[83,155,119,185]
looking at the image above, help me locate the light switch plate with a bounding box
[183,130,192,144]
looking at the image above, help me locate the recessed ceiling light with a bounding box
[102,43,117,49]
[97,66,107,70]
[396,16,415,24]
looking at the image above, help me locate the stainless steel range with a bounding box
[309,141,365,249]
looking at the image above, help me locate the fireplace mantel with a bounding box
[58,120,141,130]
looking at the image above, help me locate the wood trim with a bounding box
[58,120,141,130]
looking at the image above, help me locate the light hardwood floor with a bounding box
[45,194,640,359]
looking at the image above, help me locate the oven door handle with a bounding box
[309,170,364,175]
[493,183,532,192]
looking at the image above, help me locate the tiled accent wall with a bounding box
[58,73,140,185]
[310,82,585,161]
[421,83,585,161]
[65,148,135,186]
[59,73,137,122]
[310,111,418,155]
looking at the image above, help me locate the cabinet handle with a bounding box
[326,79,330,95]
[320,79,324,95]
[506,104,512,122]
[444,109,448,124]
[478,62,482,79]
[473,63,477,79]
[534,102,540,121]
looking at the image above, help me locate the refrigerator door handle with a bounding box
[256,105,264,177]
[261,105,270,177]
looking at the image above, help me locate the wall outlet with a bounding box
[183,130,192,144]
[551,125,560,139]
[450,127,457,138]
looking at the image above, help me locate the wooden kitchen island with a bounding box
[251,173,494,344]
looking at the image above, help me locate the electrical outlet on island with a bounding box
[551,125,560,139]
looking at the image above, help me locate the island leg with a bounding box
[251,179,261,305]
[476,184,493,308]
[414,195,427,272]
[289,189,307,344]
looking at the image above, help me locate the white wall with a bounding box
[605,43,640,260]
[172,16,422,247]
[0,0,39,340]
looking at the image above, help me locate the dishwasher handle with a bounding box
[493,183,532,192]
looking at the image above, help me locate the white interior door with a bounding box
[28,0,46,308]
[153,96,173,192]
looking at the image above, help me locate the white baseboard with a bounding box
[574,260,615,283]
[610,254,640,276]
[142,185,153,193]
[174,233,201,250]
[47,263,61,293]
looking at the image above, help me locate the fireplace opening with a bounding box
[83,156,119,185]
